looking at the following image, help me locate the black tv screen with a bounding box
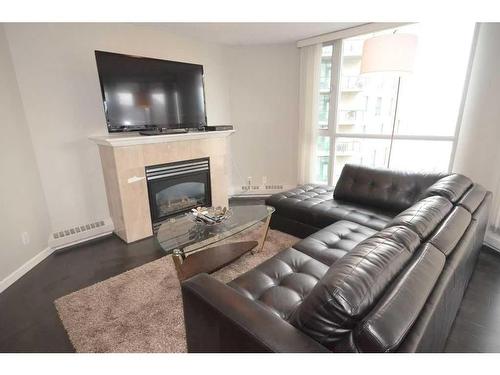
[95,51,207,132]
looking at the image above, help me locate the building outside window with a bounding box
[313,23,476,185]
[375,97,382,116]
[315,136,330,183]
[318,45,333,130]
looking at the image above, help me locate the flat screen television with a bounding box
[95,51,207,132]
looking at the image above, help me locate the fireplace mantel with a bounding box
[90,131,233,243]
[89,130,235,147]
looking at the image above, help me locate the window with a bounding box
[318,45,333,130]
[314,23,475,185]
[315,136,330,183]
[375,97,382,116]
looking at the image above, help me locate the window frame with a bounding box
[318,34,462,186]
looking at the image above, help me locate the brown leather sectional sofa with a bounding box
[181,164,491,352]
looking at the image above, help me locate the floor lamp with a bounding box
[360,33,418,167]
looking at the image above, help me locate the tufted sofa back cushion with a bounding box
[334,164,445,212]
[290,225,420,350]
[385,196,453,240]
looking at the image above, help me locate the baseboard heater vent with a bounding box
[241,184,284,191]
[241,185,261,191]
[264,184,284,190]
[52,221,106,239]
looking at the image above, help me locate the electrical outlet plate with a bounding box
[21,232,30,245]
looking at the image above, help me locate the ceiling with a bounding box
[159,22,366,45]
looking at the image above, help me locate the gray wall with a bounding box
[0,26,50,283]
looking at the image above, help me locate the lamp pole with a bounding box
[387,76,401,167]
[359,32,416,168]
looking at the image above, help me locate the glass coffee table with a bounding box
[156,205,275,280]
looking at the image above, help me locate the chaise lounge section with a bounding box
[266,165,446,237]
[181,164,491,352]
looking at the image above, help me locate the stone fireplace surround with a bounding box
[90,131,234,243]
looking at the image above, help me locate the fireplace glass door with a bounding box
[146,158,211,226]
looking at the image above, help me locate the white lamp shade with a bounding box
[360,33,418,75]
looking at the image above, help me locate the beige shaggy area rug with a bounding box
[54,226,298,352]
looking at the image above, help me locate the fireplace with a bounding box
[146,158,211,230]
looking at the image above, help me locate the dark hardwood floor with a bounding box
[0,197,499,352]
[445,246,500,352]
[0,234,164,352]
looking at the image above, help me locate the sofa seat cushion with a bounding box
[266,184,394,230]
[310,200,393,230]
[265,184,335,222]
[294,221,377,266]
[228,248,329,321]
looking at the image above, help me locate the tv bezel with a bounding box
[94,50,208,133]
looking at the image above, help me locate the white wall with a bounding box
[0,23,303,288]
[3,23,233,233]
[0,26,51,284]
[227,44,300,192]
[0,23,302,291]
[453,23,500,230]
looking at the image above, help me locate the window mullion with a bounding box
[327,39,343,186]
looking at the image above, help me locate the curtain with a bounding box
[297,43,322,185]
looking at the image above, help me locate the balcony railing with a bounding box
[340,75,366,91]
[338,110,364,124]
[336,141,358,156]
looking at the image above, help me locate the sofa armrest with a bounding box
[181,273,330,353]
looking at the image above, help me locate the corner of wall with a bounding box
[0,24,52,292]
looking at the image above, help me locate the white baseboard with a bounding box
[0,219,115,294]
[0,246,54,294]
